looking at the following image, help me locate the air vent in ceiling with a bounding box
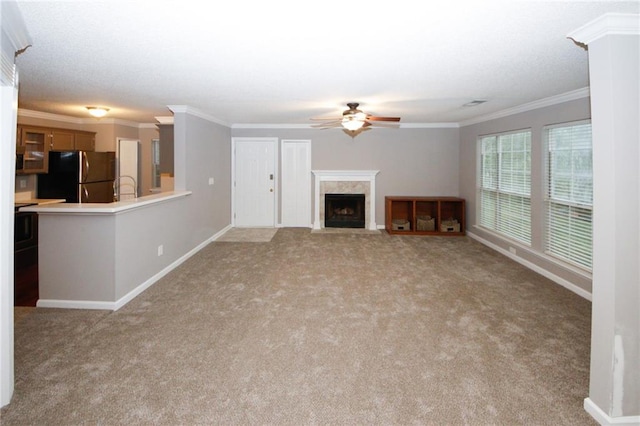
[463,100,487,107]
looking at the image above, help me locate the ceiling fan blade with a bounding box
[311,104,401,137]
[366,116,401,122]
[311,121,341,128]
[311,116,342,121]
[366,121,400,128]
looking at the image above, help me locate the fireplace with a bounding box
[324,194,365,228]
[312,170,379,230]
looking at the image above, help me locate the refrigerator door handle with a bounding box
[82,186,89,203]
[82,153,90,182]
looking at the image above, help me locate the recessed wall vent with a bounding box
[463,100,487,107]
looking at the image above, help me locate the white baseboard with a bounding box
[36,299,116,310]
[467,231,592,301]
[211,224,234,240]
[585,398,640,426]
[37,225,233,311]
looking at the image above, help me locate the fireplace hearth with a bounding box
[324,193,365,228]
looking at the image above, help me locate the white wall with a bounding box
[174,108,232,238]
[36,109,233,307]
[232,126,460,226]
[458,97,593,296]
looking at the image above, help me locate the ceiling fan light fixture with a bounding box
[341,117,365,131]
[86,106,109,118]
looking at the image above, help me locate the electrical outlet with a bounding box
[19,178,27,189]
[208,177,214,185]
[157,245,164,256]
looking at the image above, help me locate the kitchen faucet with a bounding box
[113,175,137,201]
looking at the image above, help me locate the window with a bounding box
[545,121,592,270]
[151,138,161,188]
[478,130,532,244]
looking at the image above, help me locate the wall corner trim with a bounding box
[568,13,640,45]
[584,398,640,426]
[167,105,230,128]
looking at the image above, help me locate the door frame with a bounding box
[116,138,141,199]
[231,137,279,227]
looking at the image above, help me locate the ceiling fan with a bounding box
[311,103,401,137]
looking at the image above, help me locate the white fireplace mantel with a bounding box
[312,170,379,230]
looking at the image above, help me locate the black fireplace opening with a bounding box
[324,193,365,228]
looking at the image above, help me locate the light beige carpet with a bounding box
[13,307,35,324]
[216,227,278,242]
[311,227,382,235]
[2,228,594,425]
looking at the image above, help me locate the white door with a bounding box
[281,140,311,227]
[233,137,277,227]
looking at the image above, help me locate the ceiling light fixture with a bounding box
[341,116,365,131]
[86,106,109,118]
[341,108,367,131]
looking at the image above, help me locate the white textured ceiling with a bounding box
[13,1,640,126]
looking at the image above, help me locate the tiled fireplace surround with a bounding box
[312,170,379,231]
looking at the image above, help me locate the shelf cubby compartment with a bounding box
[389,199,413,231]
[385,196,465,236]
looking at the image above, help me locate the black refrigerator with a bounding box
[38,151,116,203]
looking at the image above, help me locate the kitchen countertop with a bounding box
[16,198,66,206]
[21,191,192,215]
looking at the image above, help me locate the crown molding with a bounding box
[232,123,314,129]
[458,87,590,127]
[167,105,229,127]
[154,116,174,125]
[20,87,592,132]
[17,108,160,129]
[568,13,640,45]
[102,118,146,128]
[400,122,459,129]
[18,108,84,124]
[2,2,32,54]
[232,122,459,129]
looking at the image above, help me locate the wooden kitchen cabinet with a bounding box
[74,131,96,151]
[17,125,96,174]
[50,128,95,151]
[50,128,75,150]
[18,126,49,174]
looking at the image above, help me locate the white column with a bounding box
[312,171,322,230]
[568,13,640,425]
[1,1,32,408]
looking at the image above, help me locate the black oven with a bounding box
[16,146,25,173]
[14,205,38,251]
[15,204,39,306]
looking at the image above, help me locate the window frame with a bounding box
[151,138,161,189]
[543,119,593,271]
[477,128,532,245]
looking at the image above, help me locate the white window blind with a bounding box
[478,130,532,244]
[545,121,592,270]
